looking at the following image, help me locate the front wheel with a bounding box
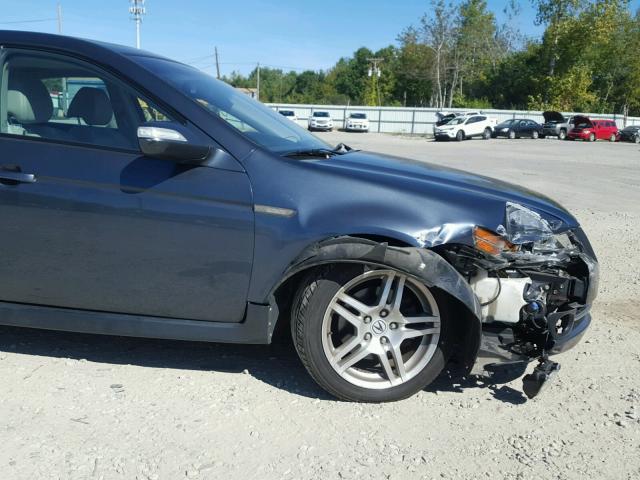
[455,130,465,142]
[291,266,449,402]
[589,133,596,142]
[635,135,640,144]
[559,130,567,140]
[508,129,516,139]
[532,130,539,139]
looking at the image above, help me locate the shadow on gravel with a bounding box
[424,363,528,405]
[0,325,334,401]
[1,325,528,404]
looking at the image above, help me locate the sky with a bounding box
[1,0,639,76]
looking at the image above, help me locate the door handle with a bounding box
[0,171,37,184]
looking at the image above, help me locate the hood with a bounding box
[572,115,591,127]
[543,111,566,123]
[312,151,578,228]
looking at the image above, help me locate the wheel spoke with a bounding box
[329,335,362,366]
[336,293,370,316]
[378,351,402,386]
[402,327,439,340]
[337,345,371,372]
[331,303,363,328]
[388,344,407,382]
[402,315,440,325]
[392,275,405,311]
[378,273,395,307]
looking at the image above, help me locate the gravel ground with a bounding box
[1,133,639,480]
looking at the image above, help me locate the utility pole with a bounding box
[129,0,146,49]
[256,62,260,101]
[56,2,63,34]
[214,46,221,79]
[367,57,383,106]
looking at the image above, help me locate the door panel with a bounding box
[0,136,254,322]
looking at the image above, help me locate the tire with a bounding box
[635,135,640,144]
[609,134,616,142]
[291,266,450,403]
[532,130,539,139]
[559,129,567,140]
[508,130,516,139]
[482,128,491,140]
[455,130,464,142]
[589,133,596,142]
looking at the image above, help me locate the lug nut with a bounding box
[389,323,397,330]
[364,333,372,340]
[380,310,389,318]
[380,337,388,344]
[364,316,372,324]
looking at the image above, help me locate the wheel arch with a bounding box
[269,236,482,371]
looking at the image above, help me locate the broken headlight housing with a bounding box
[499,202,564,245]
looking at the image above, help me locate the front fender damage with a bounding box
[278,236,483,371]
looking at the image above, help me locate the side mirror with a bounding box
[137,125,210,163]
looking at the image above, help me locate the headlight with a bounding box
[501,128,509,132]
[500,202,563,244]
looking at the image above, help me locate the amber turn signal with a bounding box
[473,226,516,256]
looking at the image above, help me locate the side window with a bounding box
[477,116,486,122]
[1,49,174,150]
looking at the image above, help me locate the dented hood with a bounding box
[312,150,578,228]
[543,111,566,123]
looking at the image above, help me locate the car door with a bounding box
[0,48,254,323]
[465,116,481,136]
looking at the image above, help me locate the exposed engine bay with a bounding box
[436,225,597,397]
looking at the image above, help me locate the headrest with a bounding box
[7,75,53,124]
[67,87,114,126]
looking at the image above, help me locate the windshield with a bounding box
[135,57,329,154]
[313,112,330,118]
[279,110,294,116]
[624,126,639,131]
[497,119,515,127]
[350,113,366,119]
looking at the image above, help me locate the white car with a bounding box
[434,114,497,141]
[345,112,369,132]
[278,110,297,122]
[308,111,334,131]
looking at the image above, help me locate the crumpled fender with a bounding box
[276,236,482,369]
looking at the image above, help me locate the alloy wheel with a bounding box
[321,270,440,390]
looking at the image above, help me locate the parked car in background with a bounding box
[492,119,543,139]
[434,111,481,134]
[278,110,297,122]
[434,114,496,141]
[542,111,577,140]
[567,116,618,142]
[345,112,369,132]
[617,125,640,143]
[308,111,333,131]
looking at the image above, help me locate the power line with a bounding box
[0,18,56,25]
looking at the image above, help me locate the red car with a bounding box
[567,115,618,142]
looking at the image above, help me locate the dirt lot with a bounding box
[1,134,639,480]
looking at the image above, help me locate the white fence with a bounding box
[267,103,640,134]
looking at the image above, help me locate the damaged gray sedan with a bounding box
[0,31,597,403]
